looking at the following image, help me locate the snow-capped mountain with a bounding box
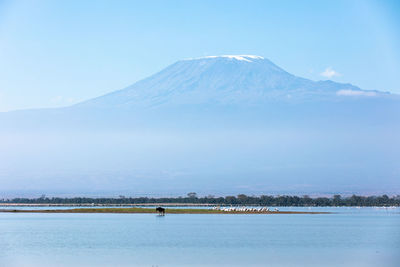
[75,55,388,110]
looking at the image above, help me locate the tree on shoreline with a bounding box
[1,194,399,207]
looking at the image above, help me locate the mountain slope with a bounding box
[75,55,389,110]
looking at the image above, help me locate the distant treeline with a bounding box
[1,193,399,206]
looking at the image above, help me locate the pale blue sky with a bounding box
[0,0,399,111]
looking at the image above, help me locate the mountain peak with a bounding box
[186,55,265,62]
[76,56,391,110]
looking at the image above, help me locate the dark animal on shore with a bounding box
[156,207,165,215]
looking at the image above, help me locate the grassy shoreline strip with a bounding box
[0,207,331,214]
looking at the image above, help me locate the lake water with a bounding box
[0,207,399,266]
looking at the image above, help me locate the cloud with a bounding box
[320,67,340,78]
[336,89,377,97]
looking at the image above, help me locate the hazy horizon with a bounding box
[0,1,399,197]
[1,56,399,196]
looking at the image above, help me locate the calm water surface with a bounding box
[0,207,399,266]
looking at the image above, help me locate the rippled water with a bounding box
[0,207,399,266]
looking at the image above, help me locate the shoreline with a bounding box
[0,203,397,208]
[0,207,331,214]
[0,203,217,207]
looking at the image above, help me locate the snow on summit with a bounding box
[188,55,264,62]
